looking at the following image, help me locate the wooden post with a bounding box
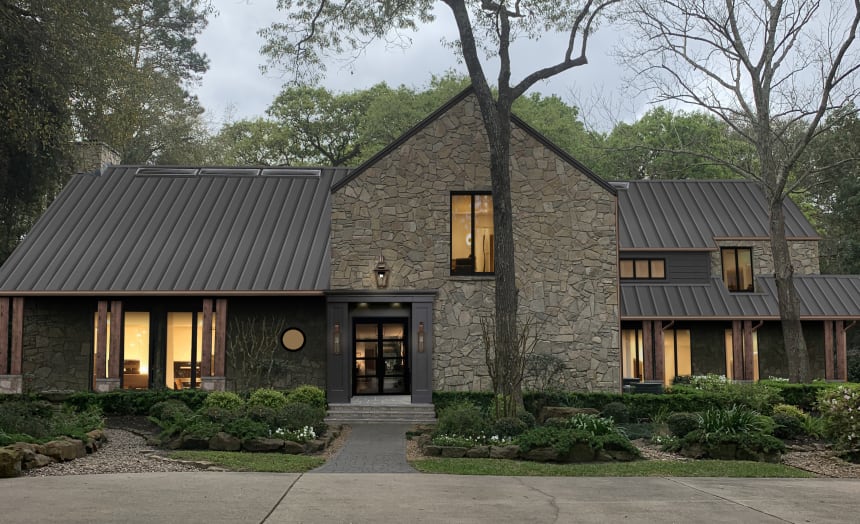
[824,320,834,381]
[10,297,23,375]
[96,300,108,379]
[0,298,9,375]
[653,321,665,382]
[214,299,227,376]
[642,320,653,380]
[743,320,755,381]
[109,301,123,380]
[200,299,213,378]
[731,320,743,380]
[836,320,848,381]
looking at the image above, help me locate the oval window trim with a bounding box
[281,328,306,351]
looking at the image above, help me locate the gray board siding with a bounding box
[620,251,710,284]
[0,166,351,293]
[621,275,860,320]
[616,180,819,250]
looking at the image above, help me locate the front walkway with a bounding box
[311,423,417,473]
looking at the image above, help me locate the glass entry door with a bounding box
[354,320,408,395]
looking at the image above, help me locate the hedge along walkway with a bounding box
[311,424,416,473]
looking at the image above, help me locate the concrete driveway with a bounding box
[2,473,859,523]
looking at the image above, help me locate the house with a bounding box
[617,180,860,385]
[0,87,857,399]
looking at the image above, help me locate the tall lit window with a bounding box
[724,330,759,381]
[622,329,644,379]
[620,259,665,279]
[722,247,754,292]
[166,312,215,390]
[664,329,692,385]
[451,192,494,275]
[93,312,150,390]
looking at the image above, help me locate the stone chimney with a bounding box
[73,141,121,174]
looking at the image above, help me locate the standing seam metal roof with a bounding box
[0,166,350,293]
[621,275,860,319]
[617,180,819,250]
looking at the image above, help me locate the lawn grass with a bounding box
[411,458,815,477]
[168,450,325,473]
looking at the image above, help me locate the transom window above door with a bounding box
[451,192,494,275]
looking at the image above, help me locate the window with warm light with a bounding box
[664,329,692,385]
[622,328,644,379]
[724,329,759,380]
[451,192,494,275]
[619,259,665,279]
[722,247,754,292]
[93,312,150,390]
[166,312,215,390]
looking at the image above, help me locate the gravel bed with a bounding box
[24,429,205,477]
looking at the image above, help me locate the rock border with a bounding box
[1,429,107,478]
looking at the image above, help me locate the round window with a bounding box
[281,328,306,351]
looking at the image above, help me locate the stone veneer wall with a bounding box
[225,297,326,391]
[21,298,94,392]
[330,94,619,392]
[710,239,820,278]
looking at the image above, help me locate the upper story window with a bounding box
[451,192,494,275]
[722,247,754,292]
[620,258,665,280]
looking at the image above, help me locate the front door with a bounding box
[353,320,409,395]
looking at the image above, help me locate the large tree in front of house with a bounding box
[261,1,619,411]
[621,0,860,382]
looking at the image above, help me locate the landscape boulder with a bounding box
[43,438,86,462]
[243,438,284,452]
[0,448,22,478]
[283,440,305,455]
[209,432,241,451]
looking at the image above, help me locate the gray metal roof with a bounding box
[621,275,860,320]
[0,166,350,294]
[617,180,819,250]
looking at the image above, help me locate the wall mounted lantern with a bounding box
[333,322,341,355]
[418,322,425,353]
[375,254,390,288]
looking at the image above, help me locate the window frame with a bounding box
[450,191,494,276]
[721,247,754,292]
[619,258,666,280]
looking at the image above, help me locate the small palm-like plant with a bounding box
[697,405,766,440]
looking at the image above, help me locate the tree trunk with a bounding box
[767,190,810,382]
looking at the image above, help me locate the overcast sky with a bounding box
[194,1,640,131]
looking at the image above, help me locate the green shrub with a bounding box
[433,392,496,414]
[66,390,208,415]
[491,417,527,438]
[799,415,827,439]
[514,426,595,454]
[681,430,785,458]
[182,418,222,440]
[202,392,244,411]
[697,405,770,437]
[247,388,288,410]
[225,417,270,440]
[278,402,327,433]
[198,405,243,424]
[0,400,54,439]
[518,410,537,429]
[667,412,699,438]
[245,404,280,426]
[618,422,657,440]
[434,402,489,438]
[285,385,326,410]
[818,385,860,448]
[772,412,805,440]
[149,399,193,422]
[567,413,622,437]
[600,401,630,423]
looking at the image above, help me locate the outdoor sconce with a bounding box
[375,254,390,288]
[418,322,425,353]
[333,322,341,355]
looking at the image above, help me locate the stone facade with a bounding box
[330,94,619,392]
[21,298,94,392]
[710,239,820,279]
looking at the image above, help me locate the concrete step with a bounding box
[325,403,437,424]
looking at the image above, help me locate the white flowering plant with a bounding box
[430,433,513,448]
[272,425,317,443]
[817,386,860,449]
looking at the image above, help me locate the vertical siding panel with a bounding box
[653,321,665,382]
[732,320,743,380]
[109,301,123,380]
[642,321,653,380]
[743,320,754,381]
[824,320,834,381]
[200,299,213,378]
[96,300,108,379]
[215,299,227,376]
[836,320,847,381]
[0,298,9,374]
[10,297,24,375]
